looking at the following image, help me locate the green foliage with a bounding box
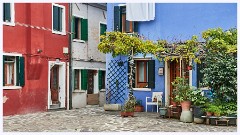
[121,94,136,112]
[171,77,193,102]
[201,28,237,103]
[191,89,208,106]
[135,100,142,106]
[204,103,222,115]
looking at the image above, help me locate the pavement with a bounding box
[3,105,237,132]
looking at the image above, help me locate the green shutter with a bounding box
[197,62,204,88]
[73,69,76,89]
[81,69,88,90]
[3,55,5,86]
[3,3,11,22]
[53,6,59,31]
[133,22,138,33]
[16,56,19,86]
[100,24,106,36]
[19,56,25,86]
[148,60,155,88]
[114,6,121,31]
[72,16,75,39]
[98,70,102,90]
[81,19,88,41]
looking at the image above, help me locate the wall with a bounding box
[3,3,69,116]
[106,3,237,111]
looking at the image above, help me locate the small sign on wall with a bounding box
[158,67,164,75]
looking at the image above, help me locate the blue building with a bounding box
[105,3,237,112]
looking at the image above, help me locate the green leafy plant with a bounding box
[201,28,237,104]
[121,94,136,112]
[191,89,208,106]
[171,77,193,102]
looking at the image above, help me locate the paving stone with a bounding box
[3,105,237,132]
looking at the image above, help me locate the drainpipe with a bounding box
[69,3,73,109]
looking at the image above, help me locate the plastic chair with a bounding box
[145,92,163,113]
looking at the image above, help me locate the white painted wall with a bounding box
[72,91,87,108]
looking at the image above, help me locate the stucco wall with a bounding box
[3,3,69,116]
[106,3,237,111]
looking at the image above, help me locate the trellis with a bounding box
[106,59,128,104]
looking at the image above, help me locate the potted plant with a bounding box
[121,94,136,117]
[172,77,193,122]
[134,100,144,112]
[191,89,208,123]
[159,102,168,118]
[172,77,193,110]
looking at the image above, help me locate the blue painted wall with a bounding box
[106,3,237,111]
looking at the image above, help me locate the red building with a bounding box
[3,3,69,116]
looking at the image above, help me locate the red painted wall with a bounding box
[3,3,69,116]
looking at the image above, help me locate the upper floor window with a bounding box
[3,55,25,88]
[114,6,138,33]
[72,16,88,41]
[52,4,66,35]
[100,23,107,42]
[3,3,15,26]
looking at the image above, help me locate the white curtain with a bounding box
[126,3,155,21]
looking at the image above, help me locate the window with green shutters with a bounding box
[114,6,138,33]
[130,60,155,89]
[72,16,88,41]
[81,69,88,90]
[3,55,25,87]
[3,3,11,22]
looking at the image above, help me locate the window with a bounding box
[130,59,155,89]
[73,69,105,91]
[3,3,15,26]
[52,4,66,35]
[114,6,138,33]
[72,16,88,41]
[3,55,25,87]
[74,69,80,90]
[100,23,107,41]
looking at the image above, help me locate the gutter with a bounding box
[68,3,73,109]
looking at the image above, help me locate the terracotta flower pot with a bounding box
[181,100,191,111]
[172,102,177,107]
[134,106,144,112]
[121,112,134,117]
[206,112,212,116]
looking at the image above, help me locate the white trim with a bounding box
[67,62,69,110]
[3,3,15,26]
[73,90,86,93]
[133,88,151,91]
[3,53,22,57]
[189,59,193,86]
[72,14,85,19]
[73,39,85,43]
[118,4,126,7]
[133,57,152,60]
[3,86,22,90]
[52,3,66,35]
[164,61,169,106]
[48,61,66,109]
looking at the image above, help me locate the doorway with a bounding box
[50,65,59,104]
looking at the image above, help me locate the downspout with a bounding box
[68,3,73,109]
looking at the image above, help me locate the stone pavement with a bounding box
[3,105,237,132]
